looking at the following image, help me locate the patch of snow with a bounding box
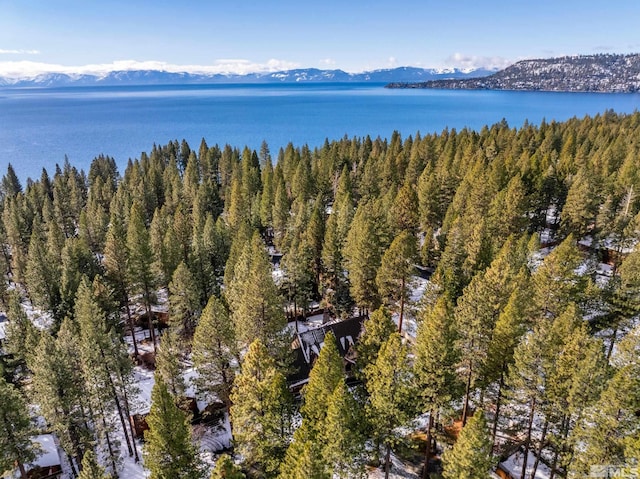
[0,312,7,341]
[285,319,317,335]
[21,298,53,330]
[539,228,555,245]
[545,205,558,225]
[498,450,551,479]
[578,236,594,248]
[153,288,169,313]
[596,262,613,276]
[198,413,233,452]
[272,266,284,285]
[366,449,420,478]
[131,366,155,415]
[529,247,552,271]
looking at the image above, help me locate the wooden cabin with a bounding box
[130,413,149,439]
[288,315,367,389]
[14,435,63,479]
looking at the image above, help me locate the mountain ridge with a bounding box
[386,53,640,92]
[0,66,495,88]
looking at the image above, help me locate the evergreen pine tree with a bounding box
[3,291,39,375]
[344,202,383,312]
[1,163,22,198]
[483,285,529,447]
[281,234,316,319]
[225,173,250,232]
[272,175,290,249]
[569,327,639,476]
[454,236,530,425]
[31,325,93,472]
[104,208,139,357]
[230,339,292,477]
[280,333,344,479]
[390,182,419,234]
[226,232,285,350]
[366,333,413,479]
[149,207,177,286]
[259,155,275,229]
[25,217,61,320]
[298,332,344,438]
[155,328,186,398]
[192,296,236,410]
[127,201,158,350]
[321,381,366,478]
[280,441,328,479]
[532,234,585,319]
[210,454,245,479]
[77,450,110,479]
[413,296,460,478]
[144,377,203,479]
[2,195,29,281]
[441,411,494,479]
[0,376,38,479]
[59,236,101,321]
[75,279,137,471]
[560,169,599,238]
[355,306,396,382]
[320,209,352,317]
[169,261,201,340]
[376,231,417,333]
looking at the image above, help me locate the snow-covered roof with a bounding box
[579,235,638,254]
[29,434,61,469]
[499,450,551,479]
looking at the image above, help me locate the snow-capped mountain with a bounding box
[0,66,495,87]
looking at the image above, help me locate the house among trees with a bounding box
[289,314,366,386]
[3,434,63,479]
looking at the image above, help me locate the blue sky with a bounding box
[1,0,639,76]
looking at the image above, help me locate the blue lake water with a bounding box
[1,82,640,180]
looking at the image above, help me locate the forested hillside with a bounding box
[388,53,640,92]
[1,111,639,478]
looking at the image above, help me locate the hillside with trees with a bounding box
[0,110,639,478]
[387,53,640,92]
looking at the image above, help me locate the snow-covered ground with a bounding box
[0,312,7,342]
[6,227,636,479]
[499,450,552,479]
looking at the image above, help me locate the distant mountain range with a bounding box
[386,54,640,93]
[0,66,495,88]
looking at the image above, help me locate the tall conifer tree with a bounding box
[442,411,493,479]
[192,296,236,410]
[376,231,417,333]
[414,296,460,478]
[127,201,157,350]
[230,339,292,477]
[144,377,203,479]
[366,333,413,479]
[0,377,38,479]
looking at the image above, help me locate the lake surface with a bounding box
[2,83,640,180]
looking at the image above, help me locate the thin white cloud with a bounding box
[0,49,40,55]
[318,58,336,67]
[0,58,301,79]
[444,53,514,71]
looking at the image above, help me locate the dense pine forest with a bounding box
[1,111,639,479]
